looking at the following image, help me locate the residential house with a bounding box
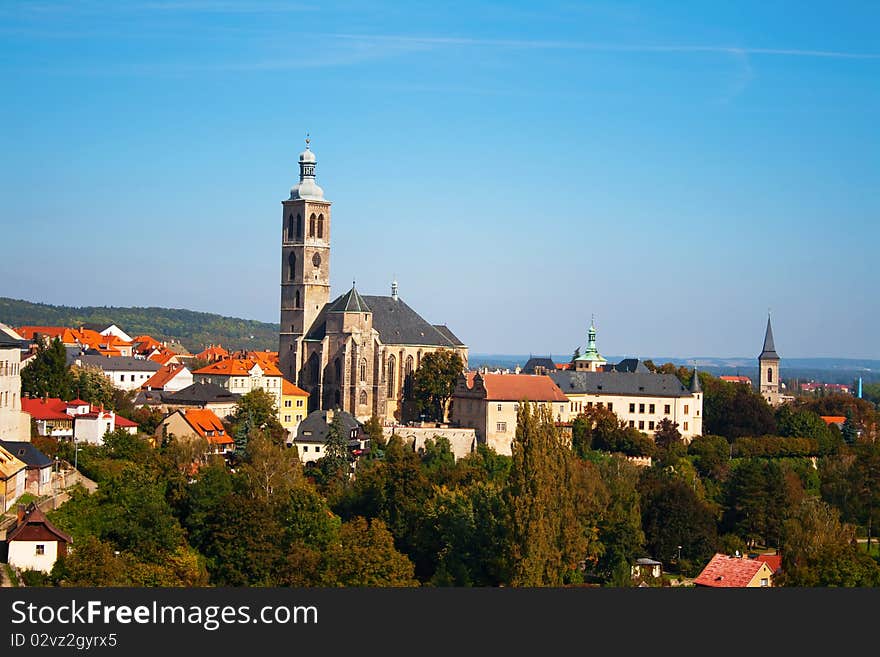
[72,354,161,391]
[0,441,53,496]
[720,375,753,385]
[158,409,234,456]
[693,553,776,588]
[73,408,138,445]
[521,357,558,376]
[21,397,84,439]
[280,379,309,439]
[149,350,181,367]
[5,503,72,573]
[196,344,230,363]
[292,408,365,465]
[548,366,704,442]
[0,443,26,512]
[451,372,570,455]
[21,397,137,444]
[192,358,283,410]
[141,364,193,393]
[0,323,30,441]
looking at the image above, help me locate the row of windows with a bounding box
[300,445,321,453]
[119,373,150,382]
[0,361,20,376]
[286,212,326,241]
[628,419,690,432]
[283,399,305,408]
[1,391,16,408]
[283,414,304,423]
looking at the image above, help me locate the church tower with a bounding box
[758,314,780,406]
[279,138,332,382]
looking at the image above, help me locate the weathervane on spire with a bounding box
[305,132,311,149]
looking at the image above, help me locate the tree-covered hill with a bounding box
[0,297,279,352]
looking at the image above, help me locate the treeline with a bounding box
[20,370,880,588]
[0,297,278,352]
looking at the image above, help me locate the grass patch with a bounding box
[16,493,38,507]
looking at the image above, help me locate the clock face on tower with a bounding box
[312,253,322,267]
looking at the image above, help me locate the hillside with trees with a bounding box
[0,297,279,352]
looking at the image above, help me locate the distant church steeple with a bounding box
[758,313,781,406]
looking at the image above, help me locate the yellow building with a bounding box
[280,379,309,439]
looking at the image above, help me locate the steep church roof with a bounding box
[548,370,692,397]
[758,315,780,360]
[362,295,464,347]
[327,286,371,313]
[305,293,465,348]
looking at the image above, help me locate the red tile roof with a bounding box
[196,344,230,360]
[21,397,72,421]
[150,350,178,365]
[754,554,782,574]
[820,415,846,425]
[6,504,73,544]
[720,376,752,384]
[193,358,282,377]
[114,416,138,428]
[463,372,569,402]
[142,364,188,390]
[693,554,771,587]
[282,379,309,397]
[182,409,233,445]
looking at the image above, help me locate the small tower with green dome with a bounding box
[574,318,607,372]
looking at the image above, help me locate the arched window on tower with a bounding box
[360,358,367,382]
[295,290,300,308]
[286,213,294,241]
[288,252,296,281]
[296,213,303,239]
[359,390,368,406]
[309,213,316,237]
[317,214,324,239]
[387,355,396,397]
[767,367,773,383]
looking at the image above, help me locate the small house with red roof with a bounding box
[158,408,234,456]
[693,553,775,588]
[5,503,72,573]
[21,396,137,444]
[451,372,570,455]
[196,344,230,363]
[141,364,193,393]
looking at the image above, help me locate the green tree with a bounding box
[505,402,588,586]
[595,458,645,586]
[362,414,386,459]
[702,375,776,439]
[321,517,418,587]
[239,429,303,504]
[230,388,284,453]
[776,405,839,455]
[410,350,465,422]
[420,436,456,485]
[70,365,116,408]
[722,459,799,549]
[842,409,859,445]
[638,467,717,576]
[779,498,880,587]
[687,434,731,480]
[21,337,73,400]
[316,412,351,487]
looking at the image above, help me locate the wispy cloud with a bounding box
[328,33,880,60]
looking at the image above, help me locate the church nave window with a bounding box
[360,358,367,382]
[359,390,368,406]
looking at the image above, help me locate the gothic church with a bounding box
[278,140,468,422]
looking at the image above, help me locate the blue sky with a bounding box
[1,1,878,359]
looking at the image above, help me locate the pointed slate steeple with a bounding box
[689,367,702,393]
[758,315,779,361]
